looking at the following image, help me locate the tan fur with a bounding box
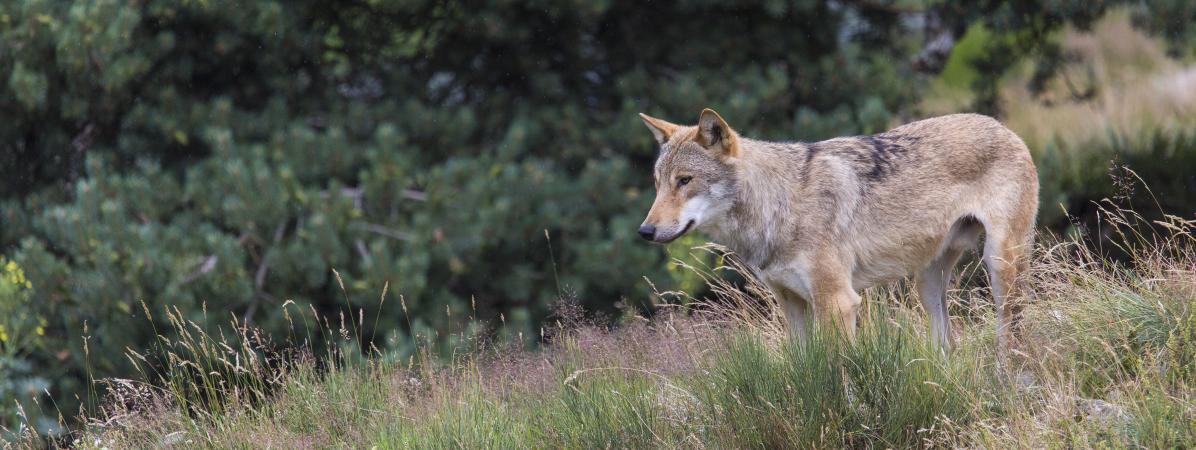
[639,110,1039,352]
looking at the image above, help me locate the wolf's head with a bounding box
[637,108,740,243]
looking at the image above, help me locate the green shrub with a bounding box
[0,256,60,438]
[0,0,933,430]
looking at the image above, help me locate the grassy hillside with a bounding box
[35,201,1192,448]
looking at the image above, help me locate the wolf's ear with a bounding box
[639,113,679,145]
[697,108,739,158]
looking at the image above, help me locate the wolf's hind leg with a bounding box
[982,223,1033,355]
[917,247,965,351]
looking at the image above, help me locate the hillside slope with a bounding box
[58,205,1196,449]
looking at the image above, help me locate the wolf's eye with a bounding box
[676,176,693,187]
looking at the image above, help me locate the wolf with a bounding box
[637,109,1038,351]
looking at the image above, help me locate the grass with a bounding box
[15,192,1183,448]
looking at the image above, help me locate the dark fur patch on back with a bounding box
[804,142,821,163]
[859,133,917,181]
[799,142,821,180]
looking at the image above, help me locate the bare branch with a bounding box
[352,222,414,241]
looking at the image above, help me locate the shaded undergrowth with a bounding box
[17,198,1194,449]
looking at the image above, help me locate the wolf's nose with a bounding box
[638,224,656,240]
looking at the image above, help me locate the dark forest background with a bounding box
[2,0,1195,434]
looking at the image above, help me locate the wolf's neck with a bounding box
[707,142,804,268]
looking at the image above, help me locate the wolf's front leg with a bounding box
[779,291,811,344]
[811,275,862,341]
